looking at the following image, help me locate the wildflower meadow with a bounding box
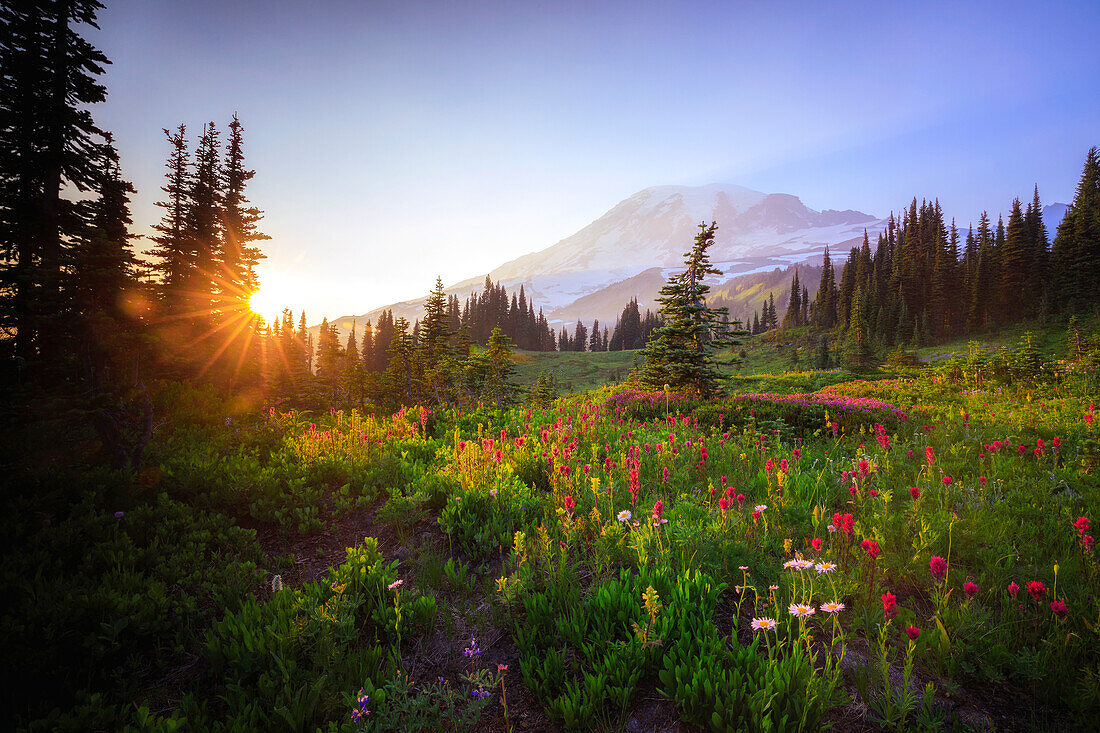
[5,348,1099,732]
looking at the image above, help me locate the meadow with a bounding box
[4,339,1099,732]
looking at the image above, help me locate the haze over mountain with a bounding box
[329,184,878,330]
[326,186,1071,339]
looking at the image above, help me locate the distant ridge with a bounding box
[324,186,1071,340]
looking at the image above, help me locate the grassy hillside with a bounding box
[513,349,638,393]
[512,315,1098,397]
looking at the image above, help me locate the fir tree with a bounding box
[219,113,268,308]
[1001,198,1029,322]
[186,122,221,315]
[0,0,111,364]
[640,222,733,396]
[782,270,801,328]
[482,327,518,409]
[813,246,837,327]
[148,125,192,310]
[1051,148,1100,313]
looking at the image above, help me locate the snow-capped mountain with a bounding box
[451,183,880,314]
[332,184,884,334]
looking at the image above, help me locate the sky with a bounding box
[92,0,1100,321]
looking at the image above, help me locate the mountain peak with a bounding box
[341,183,883,337]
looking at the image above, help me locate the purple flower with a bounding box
[462,637,482,658]
[114,511,124,520]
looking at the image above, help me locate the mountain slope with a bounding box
[331,183,884,336]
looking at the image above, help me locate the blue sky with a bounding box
[92,0,1100,319]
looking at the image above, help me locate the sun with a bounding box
[247,272,290,320]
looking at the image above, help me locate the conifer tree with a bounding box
[812,246,837,327]
[573,321,588,352]
[641,222,733,396]
[845,287,877,370]
[148,125,192,311]
[385,316,416,404]
[70,140,138,383]
[220,113,268,309]
[482,327,518,409]
[186,122,221,314]
[782,270,801,328]
[0,0,111,365]
[1001,198,1029,322]
[1051,148,1100,313]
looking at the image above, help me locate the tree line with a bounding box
[1,1,274,392]
[740,148,1100,365]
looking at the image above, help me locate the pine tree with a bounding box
[482,327,518,409]
[421,277,451,369]
[573,321,588,352]
[148,125,192,310]
[1051,148,1100,313]
[186,122,221,314]
[220,113,268,309]
[845,287,877,370]
[69,139,139,384]
[782,270,801,328]
[421,276,454,404]
[641,222,733,396]
[385,316,416,404]
[1001,198,1029,322]
[0,0,111,365]
[812,246,838,327]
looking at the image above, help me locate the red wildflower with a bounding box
[652,500,664,521]
[812,538,823,551]
[869,489,879,498]
[752,510,761,521]
[979,476,987,486]
[849,486,858,496]
[725,486,736,500]
[765,458,774,473]
[861,539,881,558]
[905,626,920,640]
[882,591,898,620]
[1026,581,1046,600]
[1075,516,1090,535]
[1007,581,1019,598]
[929,555,947,579]
[563,495,575,515]
[963,581,978,597]
[925,446,934,464]
[942,476,953,485]
[1050,600,1068,618]
[909,486,920,500]
[736,493,745,507]
[718,497,730,516]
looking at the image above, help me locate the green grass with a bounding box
[513,349,638,393]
